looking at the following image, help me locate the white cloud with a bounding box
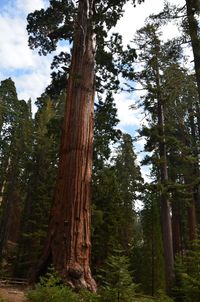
[115,93,142,128]
[0,15,35,70]
[14,63,51,101]
[15,0,47,15]
[116,0,185,46]
[0,0,54,106]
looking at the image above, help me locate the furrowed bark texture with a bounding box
[36,0,97,291]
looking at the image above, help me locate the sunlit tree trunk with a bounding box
[36,0,97,291]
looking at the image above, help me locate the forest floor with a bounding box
[0,286,27,302]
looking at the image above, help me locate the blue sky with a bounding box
[0,0,184,180]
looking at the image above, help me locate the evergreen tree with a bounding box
[99,251,137,302]
[15,97,60,277]
[129,23,176,290]
[92,134,143,273]
[0,78,33,274]
[140,189,165,295]
[26,0,142,290]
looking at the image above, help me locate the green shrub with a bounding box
[26,267,100,302]
[26,265,173,302]
[79,289,101,302]
[27,285,80,302]
[173,240,200,302]
[26,267,78,302]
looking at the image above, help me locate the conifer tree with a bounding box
[0,78,33,273]
[26,0,143,290]
[92,134,143,273]
[15,97,59,277]
[140,189,165,295]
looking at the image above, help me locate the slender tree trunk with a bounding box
[0,157,11,206]
[0,175,17,257]
[186,111,197,241]
[155,56,174,291]
[35,0,97,291]
[186,0,200,102]
[172,200,182,255]
[158,100,174,291]
[187,197,197,241]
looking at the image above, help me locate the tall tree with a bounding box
[0,79,33,272]
[15,97,59,277]
[35,0,97,290]
[185,0,200,103]
[92,133,143,274]
[27,0,142,291]
[130,24,175,290]
[139,189,165,296]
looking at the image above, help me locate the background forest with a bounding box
[0,0,200,301]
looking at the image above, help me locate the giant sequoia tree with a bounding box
[35,0,97,291]
[27,0,143,291]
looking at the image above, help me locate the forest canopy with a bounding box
[0,0,200,301]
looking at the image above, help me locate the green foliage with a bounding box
[0,78,34,274]
[27,284,80,302]
[173,239,200,302]
[138,189,166,295]
[26,266,173,302]
[26,267,100,302]
[93,92,121,172]
[15,96,60,277]
[26,267,79,302]
[98,252,138,302]
[92,133,143,271]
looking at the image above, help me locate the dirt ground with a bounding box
[0,287,27,302]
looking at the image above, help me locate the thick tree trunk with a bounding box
[35,0,97,291]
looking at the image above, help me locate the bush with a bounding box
[26,266,173,302]
[26,267,100,302]
[173,240,200,302]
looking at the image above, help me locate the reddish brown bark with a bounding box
[36,0,97,291]
[187,197,197,241]
[172,202,182,255]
